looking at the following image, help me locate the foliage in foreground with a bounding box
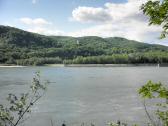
[141,0,168,39]
[139,81,168,126]
[0,72,48,126]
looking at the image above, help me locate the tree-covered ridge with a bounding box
[0,25,168,65]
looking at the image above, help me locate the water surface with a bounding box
[0,66,167,126]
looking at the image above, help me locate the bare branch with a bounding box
[142,100,157,126]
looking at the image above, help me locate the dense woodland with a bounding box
[0,25,168,65]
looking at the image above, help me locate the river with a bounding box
[0,66,167,126]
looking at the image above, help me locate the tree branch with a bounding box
[142,100,157,126]
[14,94,43,126]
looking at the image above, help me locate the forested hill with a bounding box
[0,25,168,65]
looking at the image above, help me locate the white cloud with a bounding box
[32,0,38,4]
[20,17,51,26]
[72,0,148,23]
[28,27,65,36]
[70,0,168,44]
[72,6,112,23]
[69,20,161,42]
[19,17,64,36]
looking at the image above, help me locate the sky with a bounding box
[0,0,168,45]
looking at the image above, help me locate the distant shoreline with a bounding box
[63,64,161,67]
[40,63,168,67]
[0,65,26,68]
[0,63,168,67]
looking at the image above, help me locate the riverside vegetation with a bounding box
[1,25,168,66]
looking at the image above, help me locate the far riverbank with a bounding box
[0,64,26,67]
[1,63,168,67]
[64,64,161,67]
[46,63,168,67]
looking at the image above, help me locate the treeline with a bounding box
[6,57,62,66]
[1,43,168,65]
[64,52,168,64]
[2,51,168,65]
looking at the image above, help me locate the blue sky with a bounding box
[0,0,125,32]
[0,0,168,45]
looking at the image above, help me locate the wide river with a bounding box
[0,66,167,126]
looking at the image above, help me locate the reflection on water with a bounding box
[0,66,167,126]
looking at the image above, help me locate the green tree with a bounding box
[0,72,48,126]
[139,81,168,126]
[141,0,168,38]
